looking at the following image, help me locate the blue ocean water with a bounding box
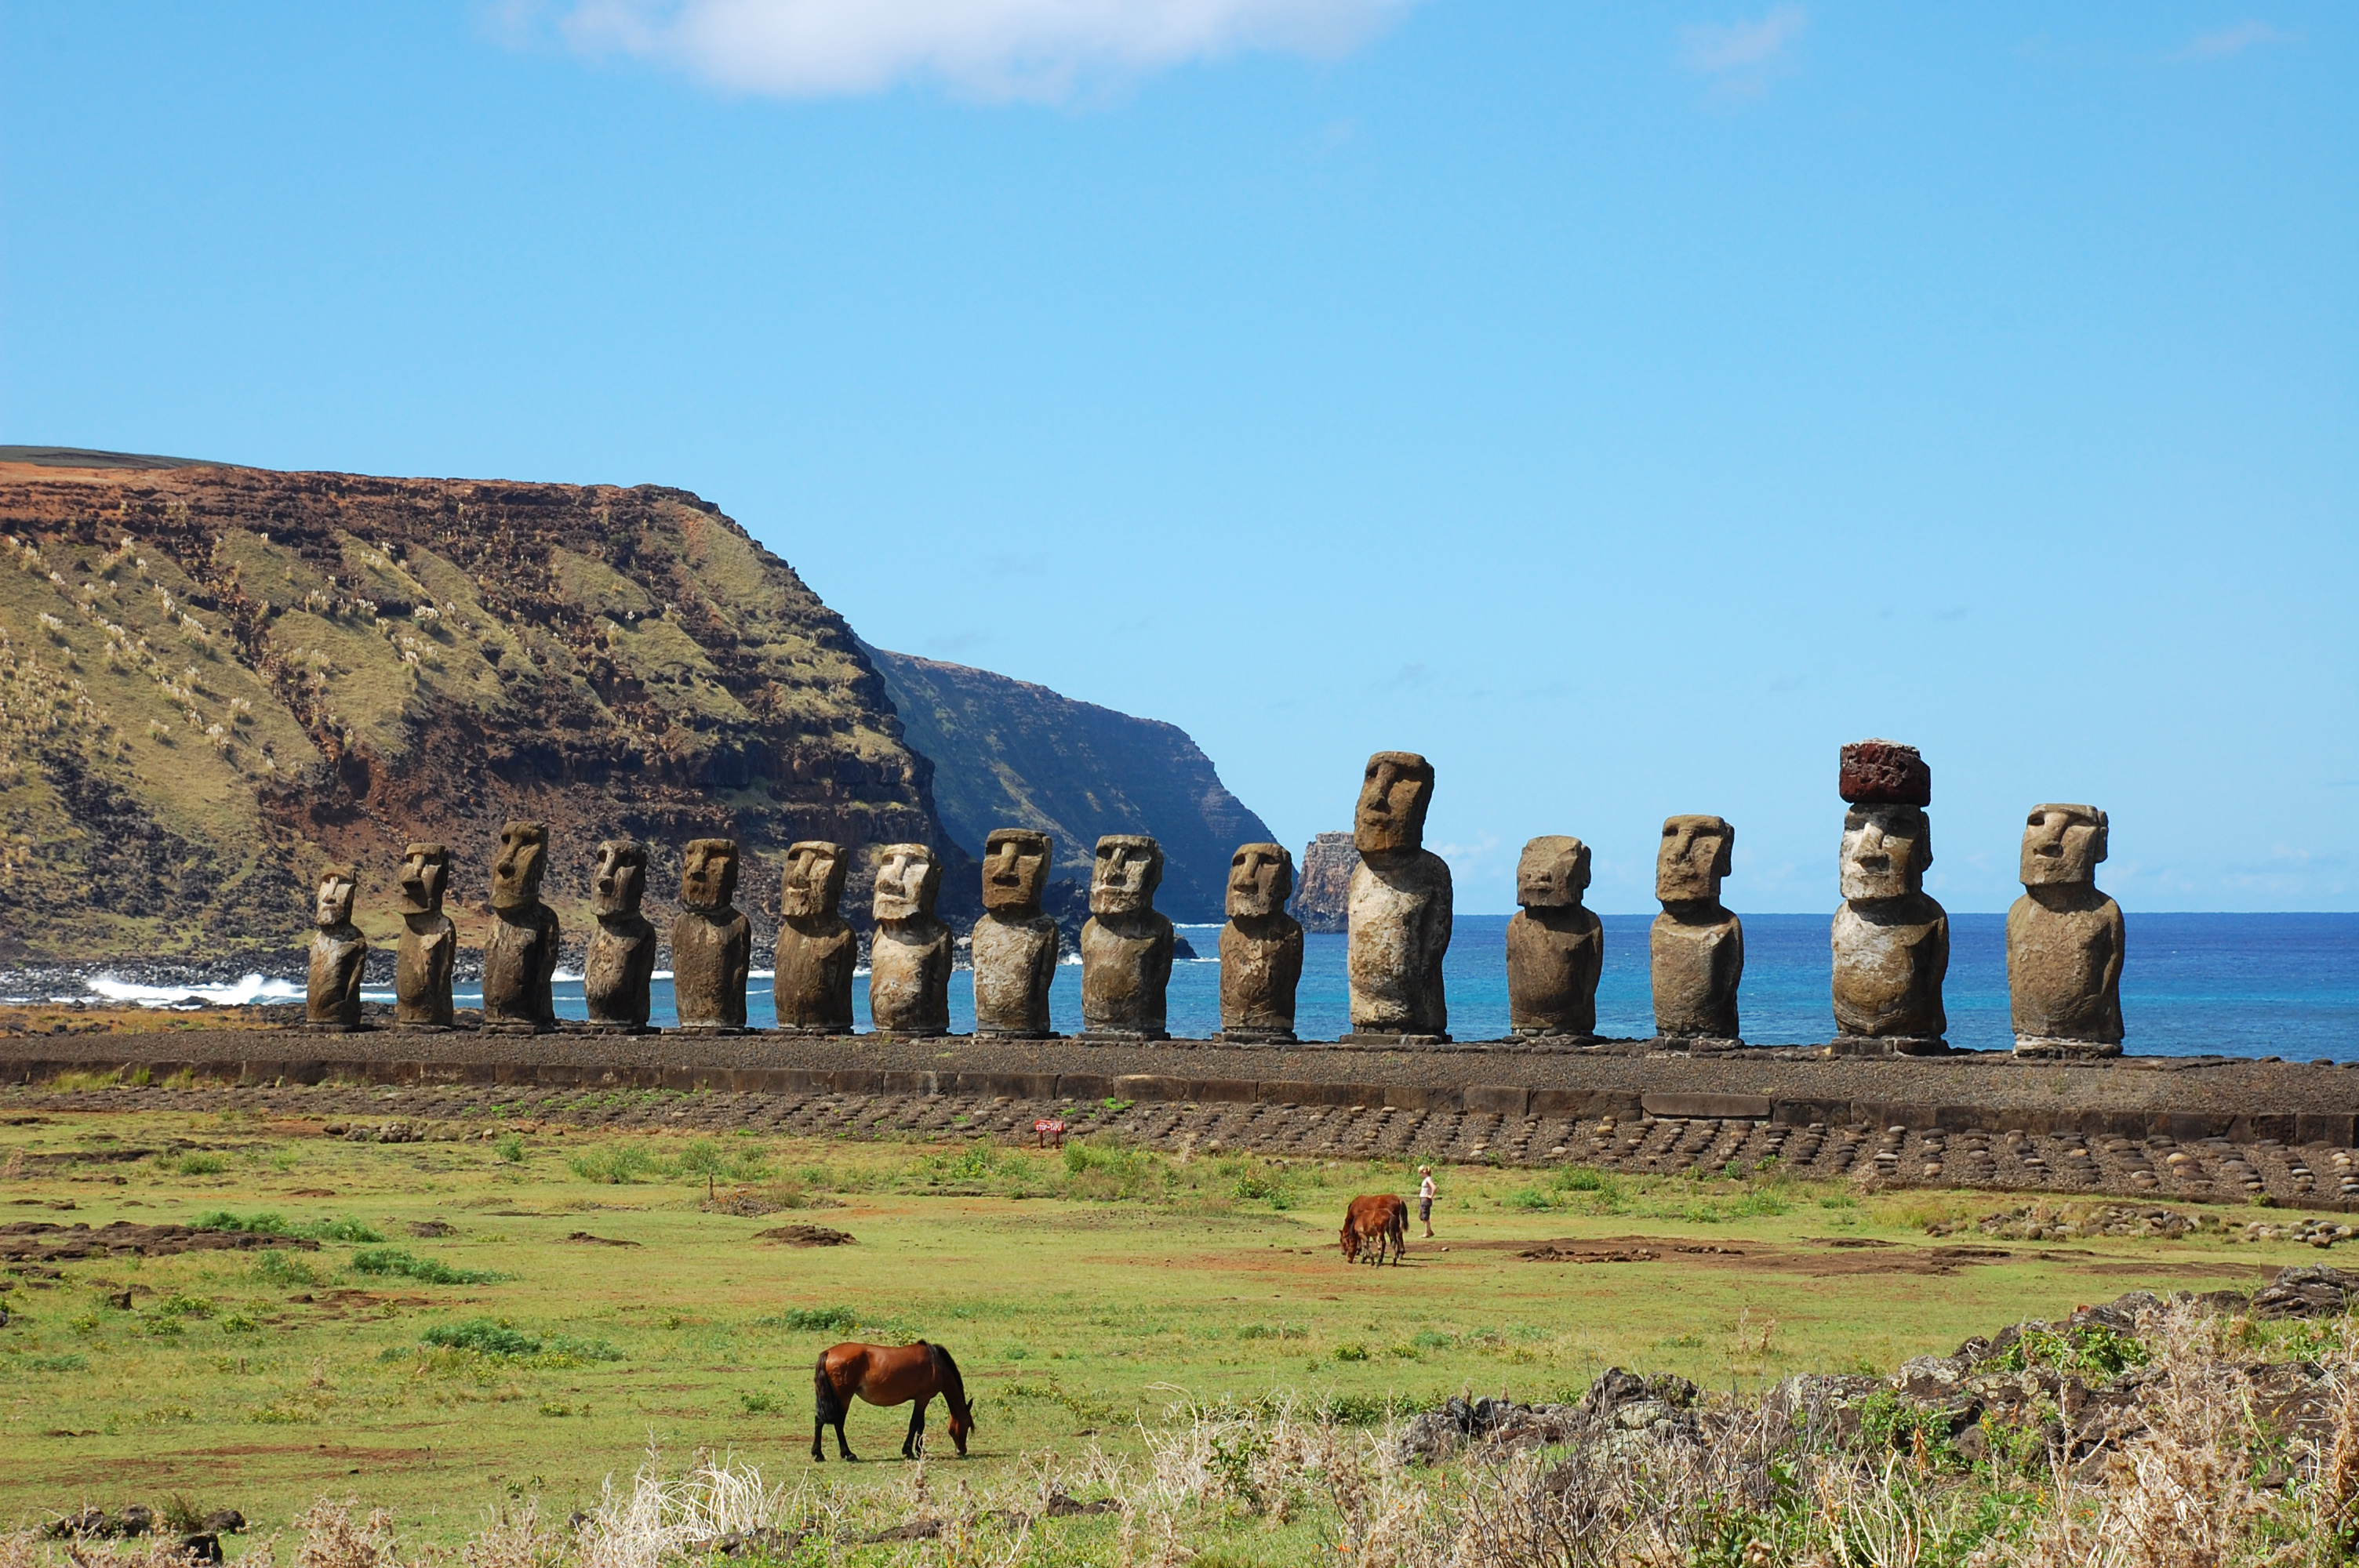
[413,912,2359,1060]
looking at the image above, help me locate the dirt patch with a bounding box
[564,1231,641,1247]
[756,1225,856,1247]
[0,1221,317,1262]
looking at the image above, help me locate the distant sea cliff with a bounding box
[863,644,1274,925]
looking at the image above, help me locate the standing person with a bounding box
[1417,1166,1438,1238]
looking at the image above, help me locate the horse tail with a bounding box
[930,1342,969,1416]
[812,1351,848,1427]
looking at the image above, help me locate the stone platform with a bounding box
[3,1027,2357,1210]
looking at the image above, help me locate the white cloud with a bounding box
[1677,4,1805,100]
[543,0,1420,100]
[2179,20,2295,60]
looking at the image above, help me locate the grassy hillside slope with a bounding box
[0,459,966,961]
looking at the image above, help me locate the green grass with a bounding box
[0,1102,2311,1554]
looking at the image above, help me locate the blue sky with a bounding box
[4,2,2353,915]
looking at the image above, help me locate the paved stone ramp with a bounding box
[8,1081,2354,1211]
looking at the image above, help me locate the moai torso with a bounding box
[1829,748,1949,1043]
[306,866,368,1029]
[1080,835,1173,1036]
[1219,843,1302,1039]
[2006,805,2125,1052]
[584,840,657,1029]
[972,829,1060,1036]
[774,840,856,1032]
[869,844,952,1035]
[1345,753,1452,1037]
[671,837,751,1031]
[1506,837,1601,1038]
[393,843,454,1029]
[482,822,558,1027]
[1651,815,1742,1041]
[973,913,1060,1033]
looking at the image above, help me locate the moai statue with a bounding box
[583,840,657,1031]
[1219,843,1302,1044]
[870,843,952,1036]
[394,843,455,1029]
[1506,836,1603,1040]
[482,820,559,1032]
[1830,742,1949,1051]
[1651,815,1742,1043]
[774,840,856,1034]
[2008,804,2125,1057]
[672,837,751,1033]
[1079,835,1175,1039]
[972,829,1060,1038]
[305,864,369,1031]
[1345,751,1452,1041]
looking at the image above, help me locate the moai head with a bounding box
[314,865,358,930]
[490,821,548,913]
[781,840,849,920]
[872,843,941,923]
[396,843,449,916]
[1517,836,1592,909]
[1227,843,1294,919]
[1091,836,1164,916]
[1841,805,1932,901]
[1354,751,1435,855]
[983,829,1052,916]
[591,840,648,919]
[679,837,740,913]
[1656,815,1733,904]
[2020,804,2108,887]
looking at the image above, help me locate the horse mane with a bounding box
[929,1342,969,1414]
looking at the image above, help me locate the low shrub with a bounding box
[568,1144,660,1185]
[415,1317,623,1362]
[350,1247,506,1286]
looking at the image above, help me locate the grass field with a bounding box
[0,1103,2320,1559]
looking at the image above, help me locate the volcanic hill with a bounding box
[0,454,1264,965]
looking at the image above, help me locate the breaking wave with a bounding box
[85,974,304,1009]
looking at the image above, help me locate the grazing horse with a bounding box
[1339,1194,1408,1266]
[811,1341,973,1462]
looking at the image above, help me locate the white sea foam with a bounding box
[85,974,304,1009]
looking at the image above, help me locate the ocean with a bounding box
[68,910,2346,1058]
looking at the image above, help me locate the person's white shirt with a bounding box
[1419,1174,1436,1201]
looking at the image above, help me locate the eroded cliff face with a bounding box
[863,644,1273,924]
[0,459,970,960]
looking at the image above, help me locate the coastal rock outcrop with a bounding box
[1292,832,1358,935]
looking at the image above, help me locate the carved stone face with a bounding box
[2021,804,2107,887]
[491,821,548,913]
[872,843,941,922]
[679,837,739,913]
[983,829,1052,914]
[592,840,647,918]
[396,843,448,916]
[314,866,357,930]
[1517,836,1591,909]
[1354,752,1434,855]
[1227,843,1293,919]
[782,840,848,920]
[1657,815,1733,904]
[1841,805,1931,901]
[1092,836,1164,916]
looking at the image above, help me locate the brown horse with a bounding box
[811,1341,973,1462]
[1340,1194,1407,1266]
